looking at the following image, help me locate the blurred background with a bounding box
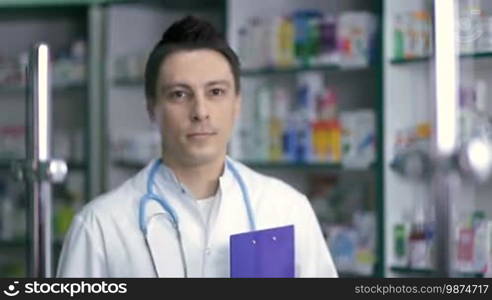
[0,0,492,278]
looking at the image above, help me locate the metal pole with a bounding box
[432,172,453,276]
[26,44,52,277]
[432,0,459,277]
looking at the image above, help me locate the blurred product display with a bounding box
[308,174,376,275]
[113,52,148,82]
[392,2,492,61]
[392,10,433,60]
[111,130,161,165]
[235,71,375,167]
[237,10,378,69]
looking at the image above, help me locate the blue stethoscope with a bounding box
[138,158,256,277]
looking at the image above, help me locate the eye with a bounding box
[210,88,225,97]
[168,90,188,100]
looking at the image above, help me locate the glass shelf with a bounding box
[0,81,86,94]
[391,52,492,65]
[390,266,485,278]
[240,64,373,77]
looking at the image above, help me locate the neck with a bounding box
[162,154,225,199]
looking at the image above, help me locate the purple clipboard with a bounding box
[230,225,294,278]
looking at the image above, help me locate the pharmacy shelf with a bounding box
[390,51,492,65]
[0,160,87,171]
[241,64,374,77]
[0,81,86,95]
[390,266,485,278]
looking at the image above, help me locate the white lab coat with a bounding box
[56,157,338,277]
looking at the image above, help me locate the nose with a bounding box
[191,95,210,122]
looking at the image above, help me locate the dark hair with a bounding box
[144,16,241,110]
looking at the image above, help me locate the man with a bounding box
[57,16,338,278]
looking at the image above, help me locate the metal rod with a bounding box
[432,172,453,276]
[432,0,459,277]
[26,43,52,278]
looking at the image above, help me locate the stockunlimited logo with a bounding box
[3,281,20,297]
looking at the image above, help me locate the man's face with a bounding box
[151,49,241,167]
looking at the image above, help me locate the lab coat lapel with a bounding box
[208,164,252,249]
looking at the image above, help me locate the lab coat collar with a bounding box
[159,162,194,197]
[219,156,235,189]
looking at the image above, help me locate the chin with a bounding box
[182,149,222,166]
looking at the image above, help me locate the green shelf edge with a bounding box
[391,52,492,65]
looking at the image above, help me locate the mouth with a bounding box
[186,132,217,139]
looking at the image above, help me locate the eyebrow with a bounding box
[205,80,231,88]
[161,83,191,92]
[160,80,231,92]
